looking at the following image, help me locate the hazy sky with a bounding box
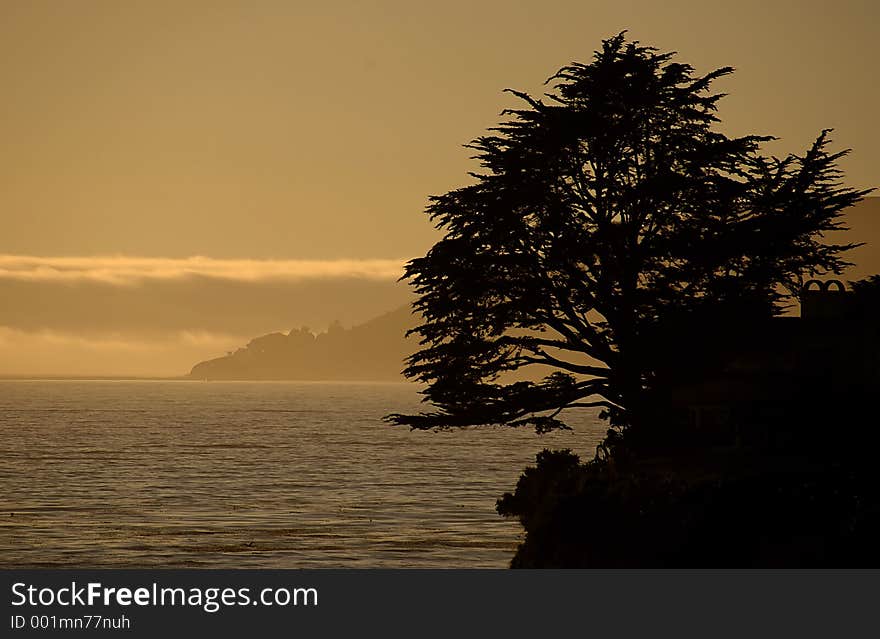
[1,1,877,375]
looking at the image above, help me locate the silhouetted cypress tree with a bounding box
[388,33,871,438]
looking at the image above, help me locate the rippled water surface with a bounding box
[0,380,605,568]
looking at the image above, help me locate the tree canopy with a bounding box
[388,33,871,436]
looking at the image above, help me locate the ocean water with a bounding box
[0,380,606,568]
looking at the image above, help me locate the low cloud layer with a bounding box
[0,255,407,285]
[0,326,246,377]
[0,256,414,375]
[0,276,411,335]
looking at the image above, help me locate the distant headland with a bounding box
[187,305,416,381]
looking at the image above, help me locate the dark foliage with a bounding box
[496,275,880,567]
[497,450,880,567]
[387,33,870,434]
[497,421,880,568]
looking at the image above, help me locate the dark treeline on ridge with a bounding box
[188,306,415,381]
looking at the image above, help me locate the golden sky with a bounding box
[0,1,877,375]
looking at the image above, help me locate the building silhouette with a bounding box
[650,278,879,450]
